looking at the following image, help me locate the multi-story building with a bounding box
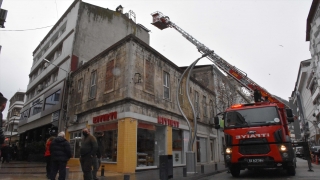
[3,91,24,145]
[304,0,320,144]
[18,0,150,155]
[291,59,318,144]
[66,34,221,173]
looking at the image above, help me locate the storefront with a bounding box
[78,111,189,173]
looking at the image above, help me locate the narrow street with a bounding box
[199,158,320,180]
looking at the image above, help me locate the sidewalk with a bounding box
[0,161,227,180]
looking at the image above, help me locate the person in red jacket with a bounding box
[45,127,57,179]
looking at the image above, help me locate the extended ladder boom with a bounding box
[151,11,282,104]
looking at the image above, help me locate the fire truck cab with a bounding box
[214,101,296,177]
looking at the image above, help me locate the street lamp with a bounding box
[43,59,68,73]
[176,51,214,174]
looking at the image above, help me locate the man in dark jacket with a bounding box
[92,131,104,180]
[80,128,98,180]
[0,93,7,146]
[50,131,71,180]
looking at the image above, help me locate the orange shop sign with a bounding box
[157,117,179,128]
[93,111,117,124]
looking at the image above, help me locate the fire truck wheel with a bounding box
[230,166,240,177]
[286,166,296,176]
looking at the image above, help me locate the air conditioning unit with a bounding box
[38,84,43,91]
[43,62,48,69]
[71,115,78,124]
[0,9,8,28]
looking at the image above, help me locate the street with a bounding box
[199,158,320,180]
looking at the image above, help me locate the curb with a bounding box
[171,168,229,180]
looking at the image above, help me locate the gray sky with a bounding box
[0,0,312,118]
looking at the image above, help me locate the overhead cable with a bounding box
[0,25,54,31]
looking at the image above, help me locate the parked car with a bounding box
[295,147,304,158]
[310,146,320,155]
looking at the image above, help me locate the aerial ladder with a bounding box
[151,11,282,105]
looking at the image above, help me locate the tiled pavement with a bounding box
[0,161,228,180]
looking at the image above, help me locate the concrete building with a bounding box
[18,0,150,157]
[304,0,320,144]
[3,91,24,145]
[291,59,318,144]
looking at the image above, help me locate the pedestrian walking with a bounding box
[50,131,72,180]
[1,143,9,163]
[0,93,7,150]
[45,127,58,179]
[80,128,98,180]
[12,144,18,160]
[92,131,104,180]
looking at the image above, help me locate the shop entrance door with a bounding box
[154,126,166,167]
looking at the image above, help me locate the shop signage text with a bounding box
[93,112,117,124]
[158,117,179,128]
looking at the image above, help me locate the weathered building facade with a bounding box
[66,34,221,173]
[18,0,150,155]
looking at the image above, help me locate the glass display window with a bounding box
[137,123,155,167]
[70,130,82,158]
[95,123,118,162]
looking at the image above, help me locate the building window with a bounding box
[89,71,97,99]
[76,78,83,104]
[163,71,170,99]
[178,79,184,104]
[203,96,207,117]
[95,123,118,162]
[195,91,199,117]
[21,110,29,120]
[44,90,61,110]
[210,100,214,118]
[310,78,318,95]
[145,59,154,93]
[105,60,114,92]
[53,71,58,82]
[30,100,43,116]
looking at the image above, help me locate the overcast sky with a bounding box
[0,0,312,118]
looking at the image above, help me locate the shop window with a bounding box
[163,71,170,99]
[89,71,97,99]
[137,124,155,167]
[44,90,61,110]
[95,123,118,162]
[70,131,82,158]
[172,129,183,164]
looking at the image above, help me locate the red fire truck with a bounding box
[150,11,296,177]
[213,97,296,177]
